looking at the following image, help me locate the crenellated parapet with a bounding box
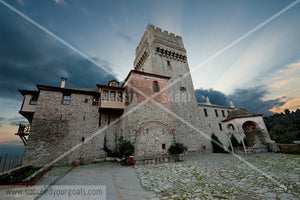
[134,24,186,70]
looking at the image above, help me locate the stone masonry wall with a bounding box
[133,24,206,152]
[197,105,235,151]
[23,90,104,166]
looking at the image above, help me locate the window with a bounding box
[228,110,230,114]
[230,124,235,130]
[167,60,170,65]
[29,96,37,105]
[62,94,71,105]
[117,92,122,102]
[222,110,225,117]
[102,91,108,101]
[153,81,159,93]
[215,110,219,117]
[111,83,117,87]
[204,109,208,117]
[110,91,116,101]
[162,144,166,150]
[93,96,99,105]
[219,123,223,131]
[180,87,186,92]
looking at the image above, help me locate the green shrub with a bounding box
[211,133,227,153]
[103,136,134,157]
[117,139,135,157]
[168,142,185,161]
[230,134,240,147]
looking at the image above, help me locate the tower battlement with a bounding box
[135,24,184,56]
[134,24,186,71]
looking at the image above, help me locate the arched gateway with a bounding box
[242,121,264,147]
[135,121,174,157]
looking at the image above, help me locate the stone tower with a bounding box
[133,24,205,151]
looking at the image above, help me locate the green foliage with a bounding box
[230,134,240,147]
[168,142,185,155]
[264,109,300,144]
[117,139,135,156]
[103,135,134,157]
[103,135,119,157]
[168,142,185,161]
[211,133,227,153]
[284,109,290,115]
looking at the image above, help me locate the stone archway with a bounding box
[242,121,263,147]
[135,121,174,157]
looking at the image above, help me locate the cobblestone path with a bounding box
[136,153,300,200]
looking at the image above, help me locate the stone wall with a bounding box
[23,90,105,167]
[278,144,300,154]
[197,104,234,151]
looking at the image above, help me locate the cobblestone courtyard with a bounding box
[136,153,300,200]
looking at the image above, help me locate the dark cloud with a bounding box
[0,5,115,100]
[0,117,5,121]
[195,88,230,107]
[195,86,286,116]
[228,86,285,116]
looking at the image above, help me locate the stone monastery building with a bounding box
[18,24,274,166]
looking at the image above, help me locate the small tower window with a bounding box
[29,96,37,105]
[117,92,122,102]
[93,96,99,105]
[215,110,219,117]
[219,123,223,131]
[102,91,108,101]
[222,110,225,117]
[110,91,116,101]
[167,60,170,66]
[153,81,160,93]
[162,144,166,150]
[204,109,208,117]
[62,94,71,105]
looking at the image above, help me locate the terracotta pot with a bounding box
[76,158,84,165]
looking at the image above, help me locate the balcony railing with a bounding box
[15,124,30,146]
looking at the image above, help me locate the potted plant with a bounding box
[168,142,185,162]
[117,139,135,166]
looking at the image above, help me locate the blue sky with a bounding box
[0,0,300,148]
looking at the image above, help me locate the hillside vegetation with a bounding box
[264,109,300,144]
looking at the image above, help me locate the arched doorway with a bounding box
[227,124,235,132]
[242,121,262,147]
[135,121,173,157]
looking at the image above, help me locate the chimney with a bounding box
[205,95,211,105]
[229,99,235,108]
[61,77,67,88]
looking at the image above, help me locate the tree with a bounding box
[284,109,290,115]
[211,133,227,153]
[168,142,185,162]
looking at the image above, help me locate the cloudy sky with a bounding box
[0,0,300,150]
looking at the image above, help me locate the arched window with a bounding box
[153,81,159,93]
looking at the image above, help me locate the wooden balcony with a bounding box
[19,91,38,124]
[99,100,125,114]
